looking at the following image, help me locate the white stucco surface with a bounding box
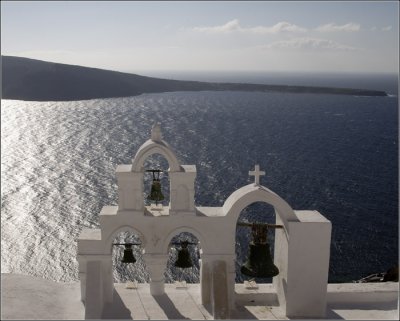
[2,274,398,320]
[76,124,335,318]
[71,124,397,320]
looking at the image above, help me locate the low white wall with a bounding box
[274,210,332,318]
[327,283,399,305]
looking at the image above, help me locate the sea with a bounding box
[1,72,398,284]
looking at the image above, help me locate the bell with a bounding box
[147,179,165,203]
[121,244,136,264]
[174,241,193,269]
[241,242,279,278]
[147,170,165,204]
[241,224,279,278]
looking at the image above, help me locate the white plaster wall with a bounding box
[327,283,399,304]
[116,166,144,211]
[78,206,332,319]
[285,210,332,318]
[131,139,181,172]
[77,125,333,320]
[222,184,298,232]
[273,213,289,309]
[84,261,104,319]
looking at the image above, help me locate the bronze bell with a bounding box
[121,244,136,264]
[147,170,165,204]
[241,224,279,278]
[174,241,193,269]
[241,242,279,278]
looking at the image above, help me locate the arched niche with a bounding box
[110,228,149,283]
[222,184,298,233]
[142,153,171,206]
[164,231,202,283]
[162,226,207,255]
[132,139,182,173]
[105,225,148,254]
[235,202,278,284]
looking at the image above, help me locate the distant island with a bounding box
[1,56,388,101]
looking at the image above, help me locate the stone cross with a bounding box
[249,164,265,186]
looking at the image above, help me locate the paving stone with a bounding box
[1,274,398,320]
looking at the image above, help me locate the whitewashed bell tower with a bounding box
[117,123,195,214]
[77,123,332,319]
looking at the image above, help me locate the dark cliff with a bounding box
[1,56,388,101]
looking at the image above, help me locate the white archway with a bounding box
[162,226,208,254]
[222,183,298,233]
[132,139,182,172]
[77,125,332,319]
[104,225,148,254]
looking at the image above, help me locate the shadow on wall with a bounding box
[154,294,190,320]
[101,289,132,319]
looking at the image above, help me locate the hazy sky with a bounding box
[1,1,398,73]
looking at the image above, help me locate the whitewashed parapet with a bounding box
[279,210,332,318]
[76,124,334,320]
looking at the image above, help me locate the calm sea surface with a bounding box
[1,76,398,283]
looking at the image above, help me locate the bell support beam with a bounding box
[237,221,284,229]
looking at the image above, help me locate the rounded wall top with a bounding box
[222,183,298,232]
[132,124,182,172]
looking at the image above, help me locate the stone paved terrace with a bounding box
[1,274,398,320]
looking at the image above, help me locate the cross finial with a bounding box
[151,123,162,142]
[249,164,265,186]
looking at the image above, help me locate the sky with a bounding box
[1,1,399,73]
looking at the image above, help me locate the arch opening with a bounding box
[235,202,278,284]
[164,232,201,284]
[143,153,170,207]
[111,231,149,283]
[223,184,297,233]
[132,139,181,173]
